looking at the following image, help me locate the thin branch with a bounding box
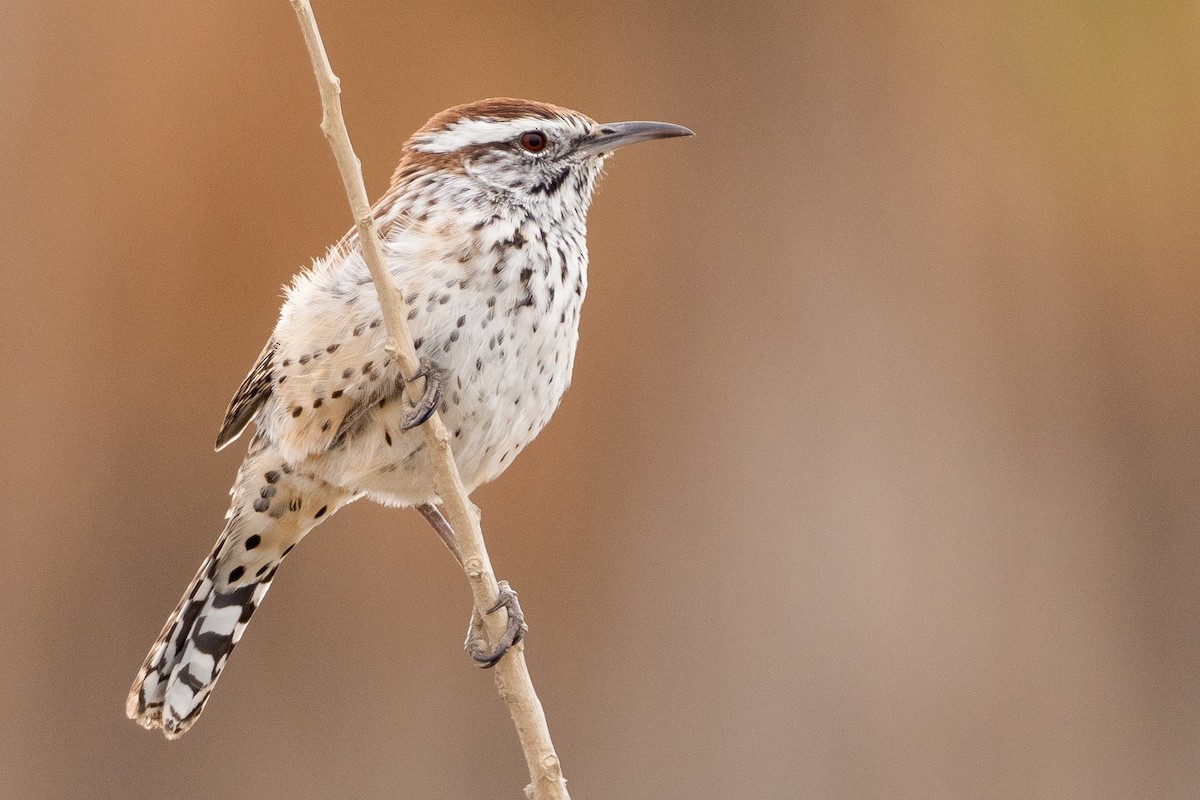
[287,3,570,798]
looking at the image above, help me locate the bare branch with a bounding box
[288,2,570,797]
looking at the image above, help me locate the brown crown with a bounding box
[414,97,586,137]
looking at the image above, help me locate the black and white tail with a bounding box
[127,438,352,738]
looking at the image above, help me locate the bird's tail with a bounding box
[127,437,352,738]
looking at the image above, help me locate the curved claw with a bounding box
[464,580,528,669]
[401,357,442,430]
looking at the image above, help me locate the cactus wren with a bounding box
[126,98,692,738]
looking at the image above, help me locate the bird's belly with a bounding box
[317,305,578,505]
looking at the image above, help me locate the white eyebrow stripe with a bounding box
[412,117,560,153]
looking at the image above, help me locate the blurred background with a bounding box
[2,2,1198,798]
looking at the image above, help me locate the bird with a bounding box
[126,97,692,739]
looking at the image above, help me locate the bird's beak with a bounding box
[577,121,695,157]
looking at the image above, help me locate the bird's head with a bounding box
[393,98,692,223]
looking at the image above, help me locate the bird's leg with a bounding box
[416,502,463,565]
[415,503,528,668]
[400,357,443,430]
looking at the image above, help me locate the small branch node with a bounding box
[433,425,453,448]
[539,754,562,778]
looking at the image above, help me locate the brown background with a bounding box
[2,2,1198,798]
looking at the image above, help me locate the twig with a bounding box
[288,3,569,798]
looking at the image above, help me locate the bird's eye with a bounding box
[518,131,548,153]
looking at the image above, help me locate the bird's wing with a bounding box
[218,219,458,459]
[252,253,420,459]
[264,318,406,457]
[215,341,276,451]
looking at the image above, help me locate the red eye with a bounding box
[519,131,548,152]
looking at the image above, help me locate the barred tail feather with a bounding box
[127,436,352,738]
[126,533,282,738]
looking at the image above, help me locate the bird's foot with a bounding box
[401,357,443,430]
[465,580,528,668]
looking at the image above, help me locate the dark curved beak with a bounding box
[577,120,695,157]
